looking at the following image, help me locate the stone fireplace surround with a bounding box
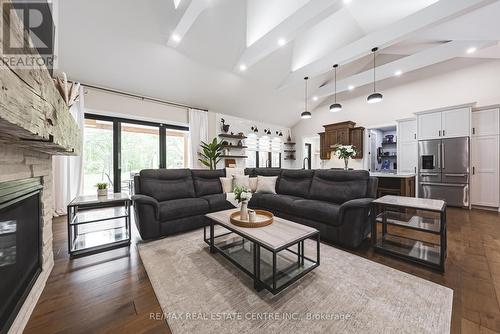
[1,145,54,334]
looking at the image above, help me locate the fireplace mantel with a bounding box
[0,0,81,156]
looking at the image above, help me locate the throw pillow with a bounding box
[249,177,258,192]
[234,175,250,189]
[256,176,278,194]
[225,167,245,178]
[219,177,233,194]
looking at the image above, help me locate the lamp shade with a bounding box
[329,103,342,112]
[301,111,312,119]
[367,92,383,104]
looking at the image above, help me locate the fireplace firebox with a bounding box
[0,178,43,334]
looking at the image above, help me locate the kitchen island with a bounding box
[370,172,416,198]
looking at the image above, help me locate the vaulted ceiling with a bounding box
[57,0,500,127]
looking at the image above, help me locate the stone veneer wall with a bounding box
[0,145,54,334]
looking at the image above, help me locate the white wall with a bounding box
[214,113,292,168]
[292,60,500,169]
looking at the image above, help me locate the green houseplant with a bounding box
[96,182,108,197]
[199,138,223,170]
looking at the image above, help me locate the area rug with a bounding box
[137,229,452,334]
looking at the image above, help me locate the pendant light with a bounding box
[329,64,342,112]
[301,77,312,119]
[367,47,383,104]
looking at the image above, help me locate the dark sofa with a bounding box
[132,168,378,248]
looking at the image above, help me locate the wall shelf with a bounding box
[220,155,248,159]
[221,145,247,149]
[219,134,247,139]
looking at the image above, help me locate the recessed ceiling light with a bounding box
[312,96,318,101]
[277,38,287,47]
[171,33,181,42]
[348,85,355,91]
[395,70,403,76]
[239,64,247,72]
[467,47,477,54]
[343,0,352,4]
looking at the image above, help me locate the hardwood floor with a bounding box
[25,208,500,333]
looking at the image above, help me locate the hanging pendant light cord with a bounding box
[305,78,308,111]
[334,66,337,103]
[373,49,376,93]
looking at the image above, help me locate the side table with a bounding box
[67,193,131,257]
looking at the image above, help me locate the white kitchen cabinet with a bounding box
[417,106,471,140]
[417,112,442,140]
[472,108,500,136]
[471,135,499,207]
[398,141,418,173]
[398,119,417,142]
[442,107,470,138]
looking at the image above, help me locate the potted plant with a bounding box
[234,185,252,221]
[96,182,108,197]
[333,144,357,170]
[199,138,223,170]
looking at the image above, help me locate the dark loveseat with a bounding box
[132,168,378,248]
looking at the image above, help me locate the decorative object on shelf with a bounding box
[198,138,223,170]
[53,72,80,107]
[220,118,230,133]
[329,64,342,112]
[238,132,244,137]
[237,139,243,147]
[221,140,229,146]
[333,144,357,170]
[287,131,292,142]
[251,126,258,133]
[225,159,236,168]
[367,47,383,104]
[234,185,252,221]
[384,135,395,143]
[96,182,108,197]
[231,132,234,135]
[301,77,312,119]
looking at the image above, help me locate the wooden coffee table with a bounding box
[205,209,320,294]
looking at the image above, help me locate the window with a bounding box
[82,114,188,195]
[271,137,282,168]
[166,129,189,168]
[245,133,258,168]
[258,136,271,168]
[83,119,113,195]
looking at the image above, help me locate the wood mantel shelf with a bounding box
[0,0,81,155]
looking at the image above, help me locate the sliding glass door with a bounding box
[82,114,188,195]
[121,123,160,194]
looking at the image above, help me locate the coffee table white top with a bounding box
[69,193,131,206]
[373,195,445,212]
[206,209,318,251]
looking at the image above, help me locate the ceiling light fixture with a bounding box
[343,0,352,4]
[313,96,318,101]
[367,47,383,104]
[239,64,247,72]
[301,77,312,119]
[348,85,355,91]
[467,47,477,54]
[395,70,403,76]
[330,64,342,112]
[173,0,182,9]
[278,38,287,47]
[171,33,182,43]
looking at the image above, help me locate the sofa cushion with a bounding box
[159,198,209,221]
[255,176,278,194]
[191,169,225,197]
[277,169,314,198]
[252,194,301,213]
[140,169,195,201]
[309,170,369,204]
[292,199,341,226]
[201,194,235,212]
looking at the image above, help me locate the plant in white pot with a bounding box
[234,185,252,221]
[96,182,108,197]
[333,144,357,170]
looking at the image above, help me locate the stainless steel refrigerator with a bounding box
[418,137,470,208]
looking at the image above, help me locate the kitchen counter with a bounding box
[370,172,416,179]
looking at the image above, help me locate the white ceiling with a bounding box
[57,0,500,127]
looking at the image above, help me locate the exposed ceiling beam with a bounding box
[235,0,343,71]
[167,0,209,47]
[279,0,498,89]
[312,40,495,102]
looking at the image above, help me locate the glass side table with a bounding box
[67,193,131,258]
[371,195,447,272]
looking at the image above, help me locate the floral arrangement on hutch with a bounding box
[333,144,357,170]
